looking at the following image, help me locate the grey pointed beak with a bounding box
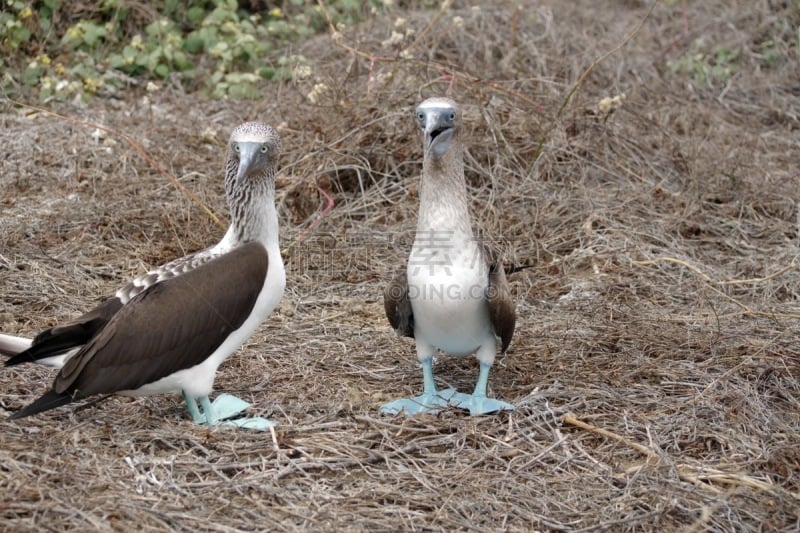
[421,110,455,159]
[235,143,261,182]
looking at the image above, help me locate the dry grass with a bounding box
[1,0,799,530]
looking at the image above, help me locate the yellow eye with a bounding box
[233,143,240,153]
[260,145,269,154]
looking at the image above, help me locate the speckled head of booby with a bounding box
[416,97,458,159]
[228,122,281,183]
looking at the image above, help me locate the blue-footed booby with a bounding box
[382,97,516,416]
[1,122,285,430]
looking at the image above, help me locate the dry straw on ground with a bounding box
[1,0,798,530]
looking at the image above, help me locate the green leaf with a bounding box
[82,23,107,47]
[108,53,124,69]
[187,7,206,24]
[164,0,180,16]
[259,67,275,80]
[23,64,42,85]
[184,33,205,54]
[154,63,169,78]
[173,50,190,71]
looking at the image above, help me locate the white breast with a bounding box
[407,236,492,356]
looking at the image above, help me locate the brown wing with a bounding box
[483,243,515,353]
[5,297,123,367]
[54,241,269,397]
[384,264,414,338]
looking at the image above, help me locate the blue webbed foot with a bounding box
[380,388,457,415]
[222,416,277,431]
[449,391,513,416]
[183,392,276,430]
[445,362,513,415]
[206,394,277,431]
[209,393,251,421]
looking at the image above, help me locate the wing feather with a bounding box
[383,265,414,338]
[482,243,515,353]
[54,242,268,398]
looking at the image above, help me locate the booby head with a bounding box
[416,97,459,160]
[227,122,281,184]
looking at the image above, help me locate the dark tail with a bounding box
[11,390,73,419]
[6,298,121,367]
[6,340,75,367]
[5,323,96,367]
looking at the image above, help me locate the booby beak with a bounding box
[419,107,456,159]
[234,142,268,182]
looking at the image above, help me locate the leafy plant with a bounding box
[0,0,391,100]
[666,38,740,84]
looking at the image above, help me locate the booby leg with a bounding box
[182,391,205,424]
[449,363,513,415]
[182,392,241,424]
[380,358,456,415]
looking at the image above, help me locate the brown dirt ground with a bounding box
[1,1,799,530]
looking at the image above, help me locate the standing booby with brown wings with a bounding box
[382,97,516,416]
[0,122,285,430]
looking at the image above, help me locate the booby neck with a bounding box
[417,106,474,239]
[216,132,282,255]
[217,177,280,254]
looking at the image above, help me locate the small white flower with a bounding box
[381,30,405,48]
[201,127,217,143]
[452,16,464,28]
[597,93,626,114]
[307,82,329,104]
[293,64,312,81]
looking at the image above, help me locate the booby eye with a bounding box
[448,111,455,120]
[260,145,269,154]
[416,111,425,122]
[233,143,240,153]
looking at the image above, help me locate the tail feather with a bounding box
[3,298,120,368]
[6,342,76,368]
[0,333,32,357]
[11,390,74,419]
[6,324,91,367]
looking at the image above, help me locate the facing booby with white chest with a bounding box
[382,97,516,416]
[2,122,285,430]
